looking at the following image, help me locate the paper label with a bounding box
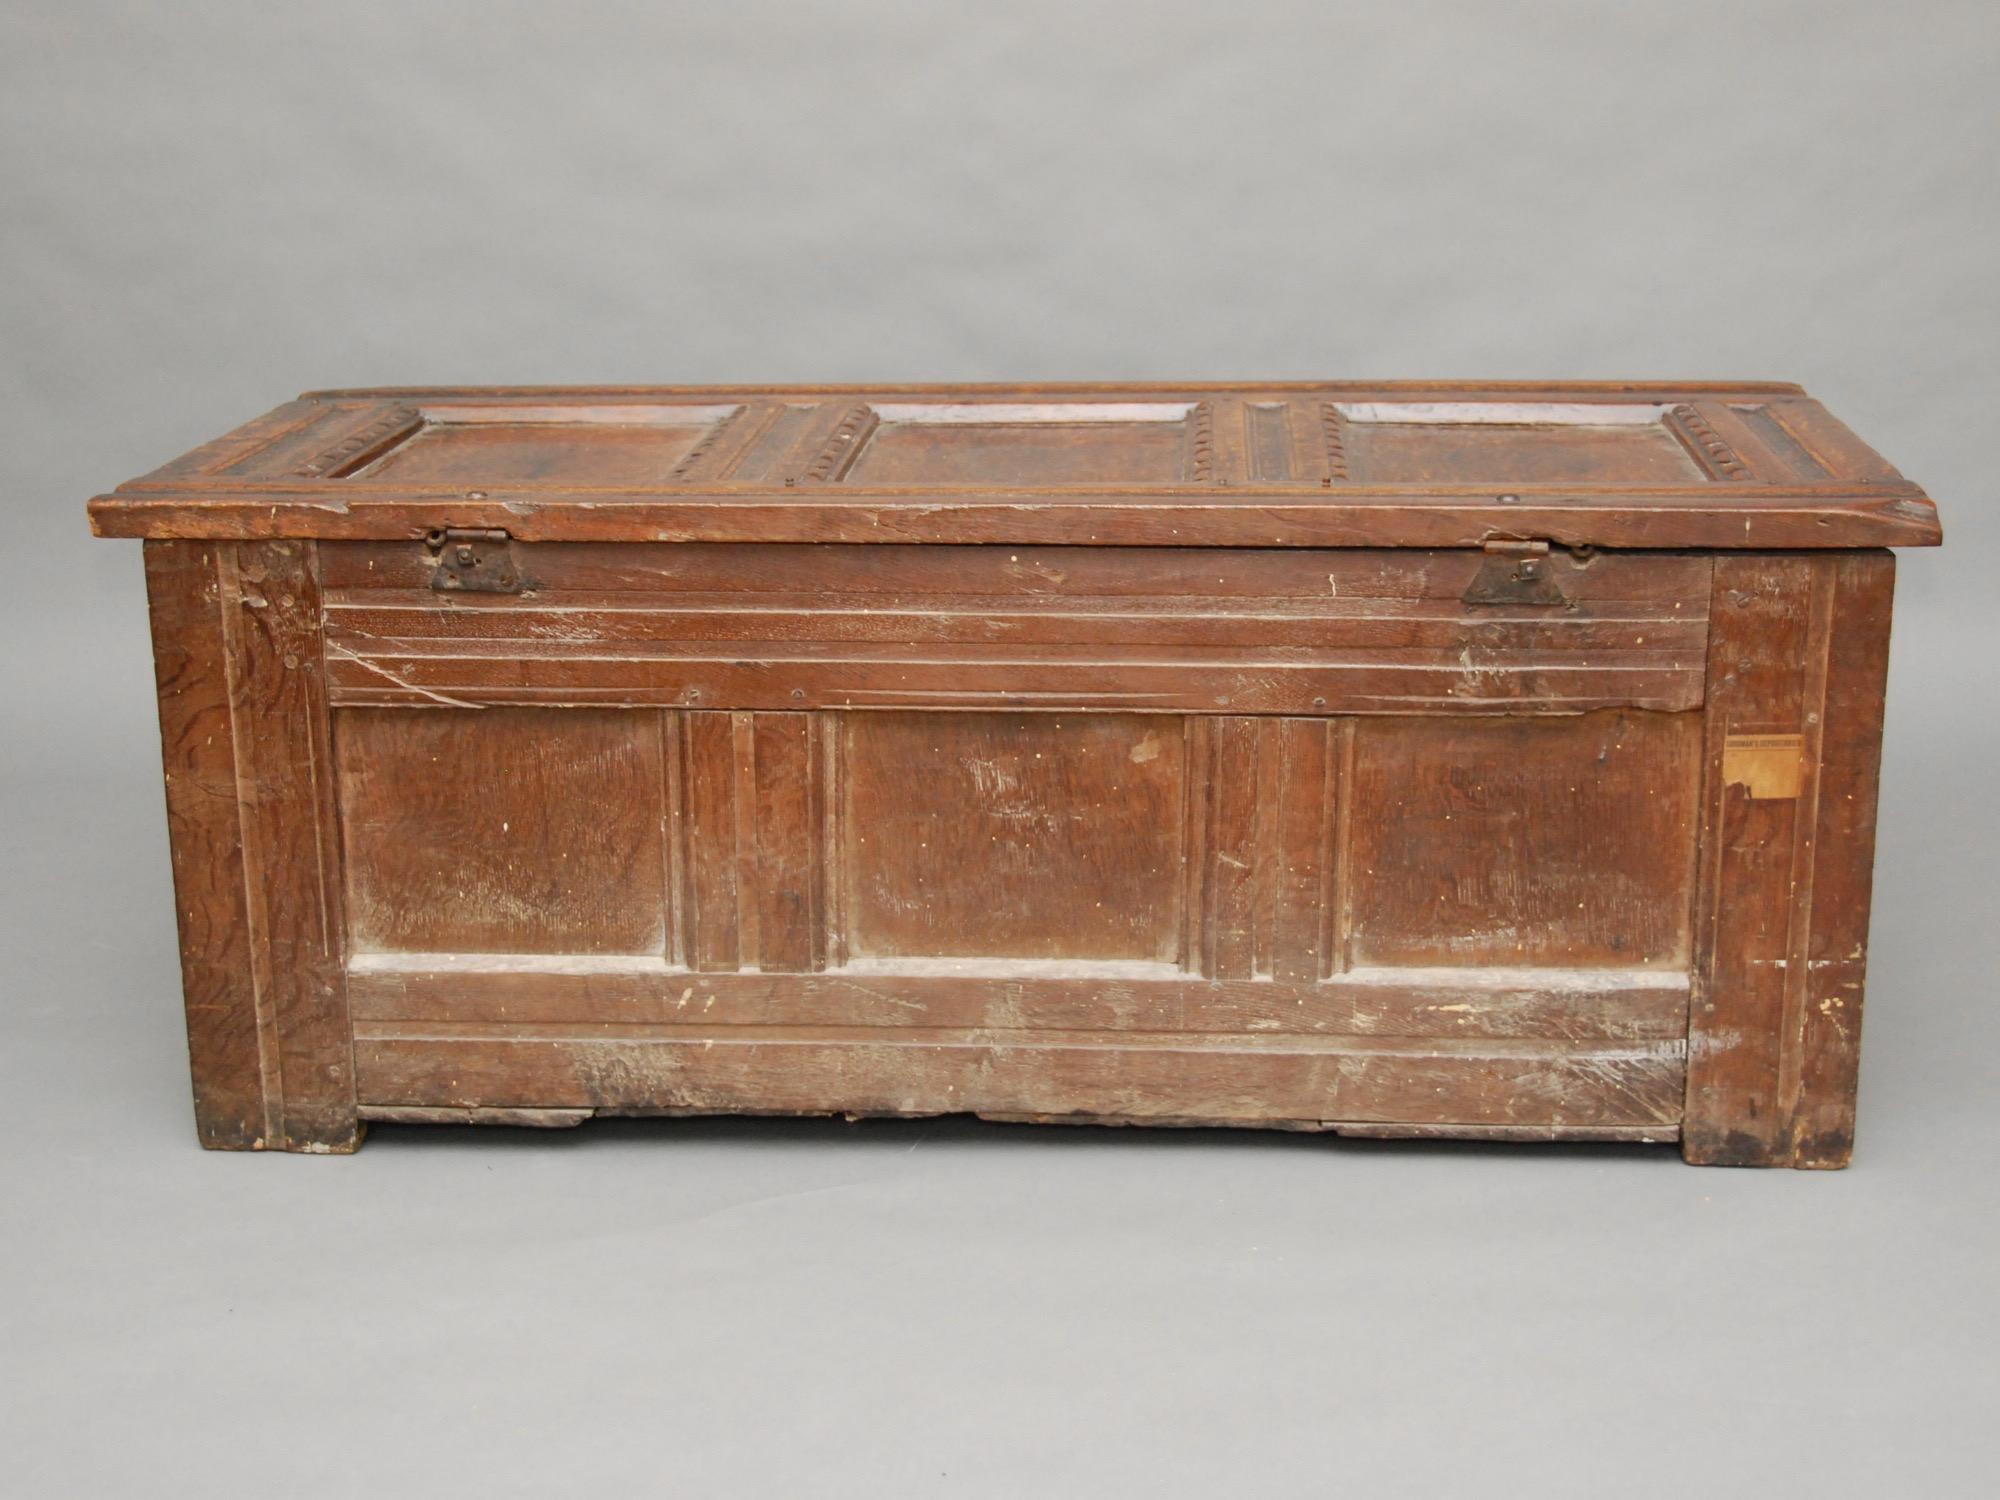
[1722,733,1806,800]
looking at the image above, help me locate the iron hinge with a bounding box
[426,528,524,594]
[1462,539,1568,608]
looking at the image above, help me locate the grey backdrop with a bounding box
[3,3,1995,1495]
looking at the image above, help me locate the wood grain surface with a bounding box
[1684,551,1895,1166]
[318,543,1712,715]
[1344,711,1701,969]
[352,1031,1686,1133]
[107,391,1928,1161]
[145,539,357,1152]
[89,382,1941,549]
[844,712,1186,963]
[335,707,668,955]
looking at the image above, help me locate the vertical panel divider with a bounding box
[1775,565,1837,1132]
[817,711,849,971]
[730,711,761,970]
[1251,719,1284,978]
[726,403,817,484]
[1269,718,1333,983]
[1205,398,1251,485]
[1243,403,1294,482]
[1179,716,1213,976]
[747,713,815,972]
[683,712,739,972]
[803,712,824,971]
[1284,401,1322,485]
[214,544,285,1137]
[660,709,689,969]
[1325,718,1357,975]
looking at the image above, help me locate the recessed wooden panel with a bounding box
[1345,710,1701,968]
[842,404,1197,485]
[335,707,666,954]
[349,405,738,484]
[1334,403,1709,484]
[842,712,1185,962]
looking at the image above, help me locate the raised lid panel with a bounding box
[839,403,1206,485]
[1329,403,1726,484]
[347,404,742,484]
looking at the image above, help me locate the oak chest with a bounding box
[90,382,1942,1165]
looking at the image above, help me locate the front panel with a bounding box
[325,541,1707,1136]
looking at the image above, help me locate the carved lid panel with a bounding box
[89,382,1940,549]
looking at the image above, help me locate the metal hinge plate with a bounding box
[427,528,523,594]
[1462,539,1568,607]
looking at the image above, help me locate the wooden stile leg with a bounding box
[1685,551,1895,1168]
[145,540,359,1152]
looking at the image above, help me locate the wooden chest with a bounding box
[90,382,1942,1165]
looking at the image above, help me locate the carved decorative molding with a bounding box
[1667,404,1753,481]
[292,405,423,478]
[802,404,879,483]
[1320,402,1350,482]
[1186,401,1216,483]
[667,405,747,482]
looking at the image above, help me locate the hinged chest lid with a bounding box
[88,382,1941,549]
